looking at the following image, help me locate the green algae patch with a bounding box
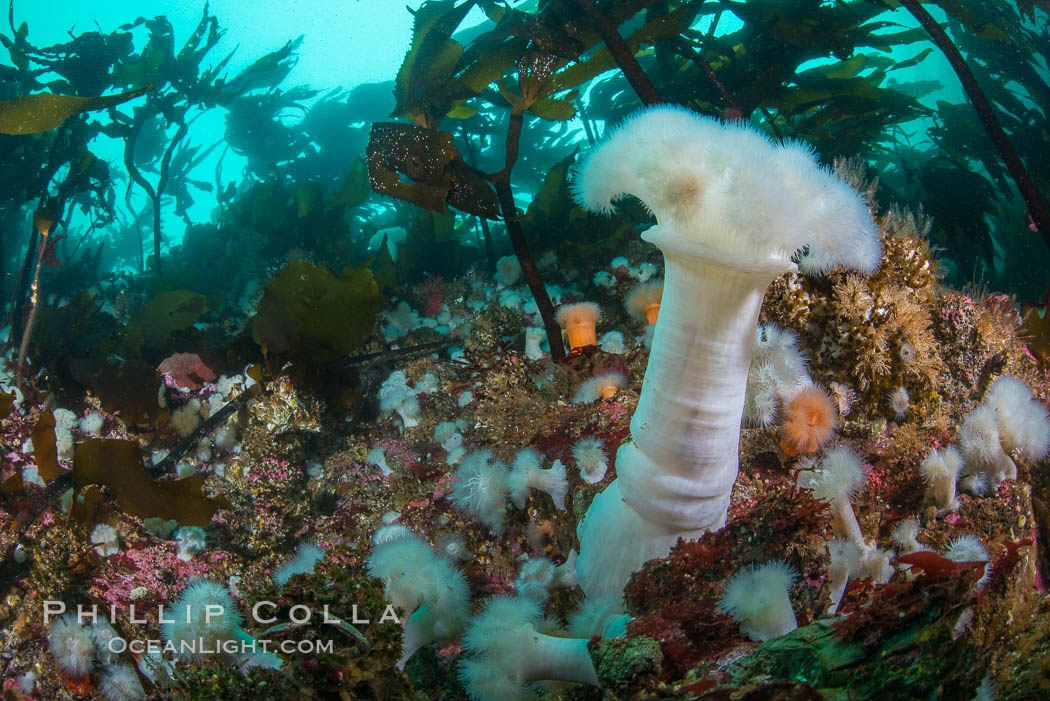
[718,609,980,700]
[593,635,664,690]
[250,260,385,364]
[72,438,229,527]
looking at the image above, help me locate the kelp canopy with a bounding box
[0,0,1043,470]
[0,0,1045,309]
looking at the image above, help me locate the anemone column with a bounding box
[572,105,880,599]
[577,237,791,598]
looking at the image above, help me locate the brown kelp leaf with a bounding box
[71,485,103,526]
[1,471,23,496]
[528,96,576,121]
[393,0,476,125]
[73,439,229,527]
[245,363,264,383]
[70,357,166,428]
[325,158,370,211]
[0,390,14,421]
[250,260,385,364]
[0,85,151,135]
[367,122,500,219]
[1022,305,1050,362]
[367,122,457,213]
[128,290,209,351]
[31,408,62,483]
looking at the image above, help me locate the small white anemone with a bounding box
[91,523,120,557]
[100,662,145,701]
[890,519,924,554]
[274,542,326,586]
[717,560,798,641]
[826,539,862,614]
[507,449,568,510]
[572,436,609,484]
[450,449,510,534]
[48,613,96,676]
[367,529,470,668]
[798,446,867,549]
[919,446,963,513]
[162,580,243,663]
[514,551,578,602]
[943,533,992,588]
[568,595,630,639]
[459,595,598,701]
[572,372,627,404]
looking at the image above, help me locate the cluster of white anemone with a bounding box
[743,323,812,428]
[366,527,470,668]
[449,448,568,534]
[48,614,147,700]
[378,369,438,430]
[913,375,1049,515]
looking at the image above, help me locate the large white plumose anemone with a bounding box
[572,105,881,598]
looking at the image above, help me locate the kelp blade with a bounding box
[0,85,151,135]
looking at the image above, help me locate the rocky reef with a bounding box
[1,174,1048,700]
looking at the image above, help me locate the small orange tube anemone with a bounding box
[557,302,601,350]
[780,385,837,456]
[626,280,663,326]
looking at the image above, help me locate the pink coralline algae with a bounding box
[246,457,295,484]
[91,541,229,609]
[157,352,218,391]
[378,439,419,464]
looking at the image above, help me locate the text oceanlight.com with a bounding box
[43,600,402,657]
[107,637,337,656]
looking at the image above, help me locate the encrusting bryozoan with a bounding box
[572,105,880,598]
[459,595,598,701]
